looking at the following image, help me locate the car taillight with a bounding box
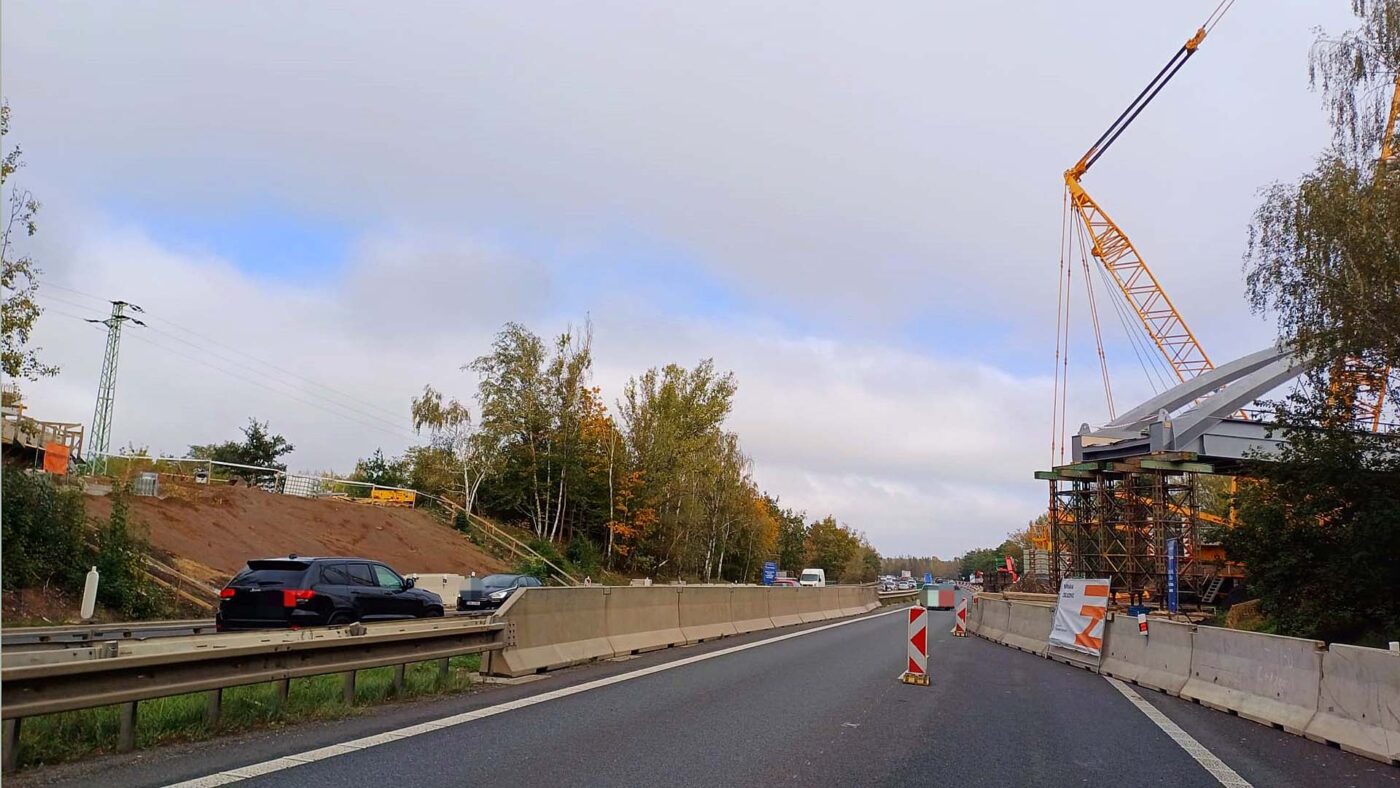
[219,588,236,599]
[282,589,316,607]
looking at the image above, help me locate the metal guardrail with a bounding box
[876,588,919,602]
[1,619,218,651]
[0,615,510,771]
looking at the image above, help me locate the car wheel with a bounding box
[326,612,353,627]
[426,606,445,618]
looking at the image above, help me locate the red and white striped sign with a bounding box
[952,596,967,637]
[901,606,929,685]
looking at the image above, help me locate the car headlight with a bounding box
[489,590,510,600]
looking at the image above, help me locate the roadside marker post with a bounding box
[900,606,930,686]
[951,596,967,637]
[1137,612,1149,636]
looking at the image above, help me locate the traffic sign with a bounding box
[952,595,967,637]
[900,606,930,686]
[923,572,933,586]
[761,561,778,586]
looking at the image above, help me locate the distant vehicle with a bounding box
[457,573,544,610]
[771,577,801,587]
[798,568,826,587]
[879,579,896,592]
[897,579,915,591]
[216,556,444,631]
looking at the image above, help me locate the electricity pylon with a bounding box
[86,301,144,475]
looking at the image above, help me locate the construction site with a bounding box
[1020,1,1400,611]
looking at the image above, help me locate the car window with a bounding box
[230,567,306,587]
[527,577,542,587]
[319,563,351,585]
[347,563,375,587]
[372,564,404,590]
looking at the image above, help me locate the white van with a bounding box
[798,568,826,587]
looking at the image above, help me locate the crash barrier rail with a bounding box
[966,594,1400,766]
[483,584,880,678]
[0,616,508,772]
[876,588,919,602]
[1,619,219,652]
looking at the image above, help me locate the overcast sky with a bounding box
[2,1,1356,556]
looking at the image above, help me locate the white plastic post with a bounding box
[1137,612,1149,636]
[80,566,99,620]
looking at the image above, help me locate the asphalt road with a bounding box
[17,592,1399,788]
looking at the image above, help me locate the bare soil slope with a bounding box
[85,482,510,585]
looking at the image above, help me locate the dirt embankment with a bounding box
[84,482,510,586]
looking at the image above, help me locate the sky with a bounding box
[2,1,1358,557]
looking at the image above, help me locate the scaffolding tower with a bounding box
[1040,458,1207,605]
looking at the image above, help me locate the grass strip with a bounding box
[15,653,481,770]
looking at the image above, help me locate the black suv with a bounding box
[457,573,543,611]
[217,556,445,631]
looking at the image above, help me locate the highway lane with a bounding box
[17,593,1397,788]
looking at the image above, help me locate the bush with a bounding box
[452,510,469,533]
[93,487,163,619]
[564,538,602,575]
[1,471,86,591]
[513,558,551,582]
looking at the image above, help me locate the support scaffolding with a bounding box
[1040,457,1207,605]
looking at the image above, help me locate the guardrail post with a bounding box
[274,678,290,709]
[393,663,406,695]
[437,657,450,683]
[3,718,21,773]
[204,689,222,726]
[341,671,356,705]
[118,701,138,752]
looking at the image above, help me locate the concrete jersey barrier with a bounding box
[1100,614,1195,695]
[817,587,844,620]
[1181,625,1324,735]
[1000,601,1051,655]
[978,598,1010,643]
[966,595,985,635]
[767,587,804,627]
[488,586,611,677]
[730,587,777,633]
[1304,643,1400,765]
[836,586,866,617]
[606,586,686,655]
[677,586,739,643]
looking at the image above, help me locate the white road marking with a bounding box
[1104,676,1253,788]
[166,605,909,787]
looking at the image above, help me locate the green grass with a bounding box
[15,654,481,771]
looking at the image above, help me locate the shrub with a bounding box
[565,538,602,575]
[1,471,86,591]
[92,487,163,619]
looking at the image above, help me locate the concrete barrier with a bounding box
[861,586,879,613]
[1100,614,1194,696]
[677,586,739,643]
[1181,625,1323,734]
[408,573,466,604]
[836,586,866,617]
[488,586,612,677]
[817,587,844,620]
[797,588,828,624]
[730,587,776,634]
[978,598,1010,643]
[605,586,686,655]
[1304,643,1400,765]
[768,587,803,627]
[966,595,985,635]
[1000,601,1051,655]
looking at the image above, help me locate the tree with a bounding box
[1245,1,1400,404]
[1,102,58,382]
[769,497,808,574]
[351,448,409,489]
[410,384,495,514]
[1224,390,1400,646]
[802,515,858,580]
[189,418,295,474]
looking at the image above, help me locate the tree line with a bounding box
[351,321,879,583]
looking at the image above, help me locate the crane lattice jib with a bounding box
[1065,176,1215,382]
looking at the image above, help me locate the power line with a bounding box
[38,280,411,424]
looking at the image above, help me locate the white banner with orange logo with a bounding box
[1049,578,1110,656]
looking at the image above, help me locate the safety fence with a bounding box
[484,584,881,677]
[965,593,1400,767]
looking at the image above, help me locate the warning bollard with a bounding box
[951,596,967,637]
[901,606,930,686]
[1137,612,1149,636]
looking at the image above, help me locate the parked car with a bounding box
[771,577,801,587]
[798,568,827,587]
[216,556,444,631]
[457,573,544,611]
